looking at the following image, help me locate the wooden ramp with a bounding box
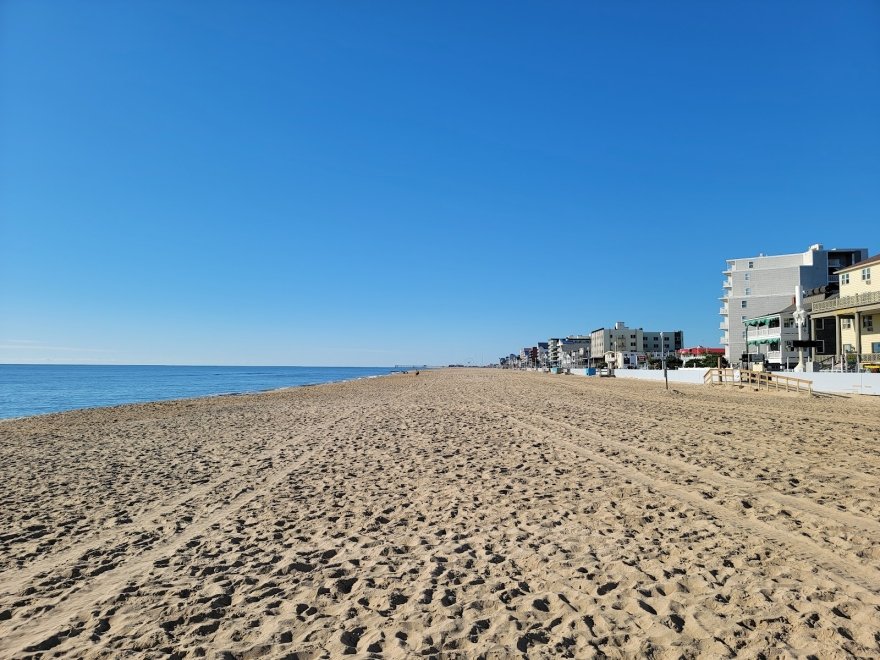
[704,368,813,395]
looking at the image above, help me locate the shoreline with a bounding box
[0,366,403,423]
[1,369,878,656]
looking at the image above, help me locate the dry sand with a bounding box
[1,368,879,658]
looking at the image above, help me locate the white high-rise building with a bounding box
[720,244,867,365]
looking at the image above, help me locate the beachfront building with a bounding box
[809,254,880,368]
[520,347,539,368]
[720,244,868,366]
[591,322,641,360]
[560,336,591,368]
[743,308,801,369]
[643,330,684,357]
[547,338,561,367]
[589,322,683,365]
[537,342,549,368]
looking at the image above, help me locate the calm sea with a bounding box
[0,365,397,420]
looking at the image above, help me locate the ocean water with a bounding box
[0,365,397,420]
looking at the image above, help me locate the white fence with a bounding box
[569,367,880,395]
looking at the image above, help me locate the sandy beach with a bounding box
[1,368,879,658]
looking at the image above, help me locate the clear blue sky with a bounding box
[1,2,878,365]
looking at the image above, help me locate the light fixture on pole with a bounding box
[793,285,806,372]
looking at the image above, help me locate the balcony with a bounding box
[719,321,729,330]
[812,290,880,314]
[719,307,729,315]
[749,326,782,339]
[719,336,728,346]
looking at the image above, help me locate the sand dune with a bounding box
[1,369,879,657]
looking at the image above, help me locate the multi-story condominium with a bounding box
[720,244,867,365]
[547,338,561,367]
[642,330,684,357]
[591,322,641,359]
[590,322,683,364]
[810,254,880,364]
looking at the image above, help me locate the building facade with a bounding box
[720,244,867,365]
[547,338,561,367]
[590,322,683,365]
[810,254,880,366]
[560,336,591,368]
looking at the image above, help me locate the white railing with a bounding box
[751,326,781,338]
[812,290,880,313]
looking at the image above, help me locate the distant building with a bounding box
[679,346,725,366]
[720,244,868,366]
[537,342,549,368]
[560,336,591,368]
[547,338,561,367]
[590,322,682,365]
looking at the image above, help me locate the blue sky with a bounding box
[1,1,878,366]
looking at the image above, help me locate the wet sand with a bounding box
[1,368,879,657]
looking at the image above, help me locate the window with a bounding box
[748,261,754,269]
[873,342,880,353]
[783,318,795,328]
[741,315,747,321]
[815,318,824,330]
[741,300,748,308]
[863,267,872,282]
[842,318,852,329]
[744,273,750,281]
[864,315,874,332]
[745,288,751,295]
[815,340,825,353]
[841,273,850,285]
[843,343,855,353]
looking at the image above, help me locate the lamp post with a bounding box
[744,322,749,371]
[793,285,806,372]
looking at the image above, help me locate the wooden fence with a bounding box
[703,368,813,395]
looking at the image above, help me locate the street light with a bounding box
[793,285,806,372]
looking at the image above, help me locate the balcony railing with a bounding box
[750,326,781,338]
[719,307,728,315]
[812,289,880,313]
[719,321,729,330]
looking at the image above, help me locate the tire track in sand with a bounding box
[475,397,880,597]
[0,391,410,657]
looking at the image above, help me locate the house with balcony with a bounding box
[743,308,801,369]
[809,254,880,368]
